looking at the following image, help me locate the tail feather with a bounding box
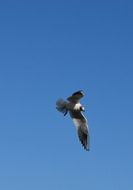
[56,99,67,114]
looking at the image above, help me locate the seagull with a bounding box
[56,90,90,151]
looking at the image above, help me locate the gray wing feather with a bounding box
[56,99,67,114]
[69,111,90,151]
[67,90,84,103]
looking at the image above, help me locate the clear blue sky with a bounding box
[0,0,133,189]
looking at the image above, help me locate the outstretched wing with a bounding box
[69,110,90,151]
[67,90,84,103]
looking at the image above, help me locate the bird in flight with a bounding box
[56,90,90,151]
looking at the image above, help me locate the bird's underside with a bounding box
[56,90,90,151]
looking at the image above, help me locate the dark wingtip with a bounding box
[79,140,89,151]
[72,90,84,96]
[83,145,90,151]
[85,148,90,151]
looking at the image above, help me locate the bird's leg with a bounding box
[64,110,68,116]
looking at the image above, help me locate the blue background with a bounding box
[0,0,133,189]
